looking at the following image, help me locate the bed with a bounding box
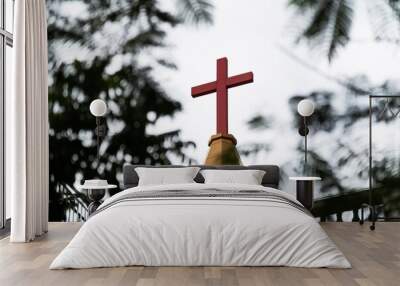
[50,165,350,269]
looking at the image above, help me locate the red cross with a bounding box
[191,57,254,134]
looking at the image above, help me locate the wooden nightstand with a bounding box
[289,177,321,211]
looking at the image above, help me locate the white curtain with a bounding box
[7,0,49,242]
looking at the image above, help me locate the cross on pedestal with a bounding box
[191,57,254,134]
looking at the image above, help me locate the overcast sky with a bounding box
[149,0,400,167]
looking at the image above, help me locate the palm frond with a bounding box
[292,0,353,61]
[388,0,400,18]
[288,0,319,12]
[327,0,353,61]
[176,0,214,25]
[301,0,336,40]
[366,0,400,43]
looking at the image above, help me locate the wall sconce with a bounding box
[90,99,107,162]
[297,99,315,173]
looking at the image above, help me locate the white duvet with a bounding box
[50,183,351,269]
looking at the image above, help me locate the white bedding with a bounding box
[50,183,351,269]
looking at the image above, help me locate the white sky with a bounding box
[150,0,400,167]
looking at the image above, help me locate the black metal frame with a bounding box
[364,95,400,230]
[0,0,14,231]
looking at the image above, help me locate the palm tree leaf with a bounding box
[291,0,353,61]
[367,0,400,42]
[177,0,214,25]
[288,0,319,12]
[327,0,353,61]
[301,0,336,40]
[388,0,400,18]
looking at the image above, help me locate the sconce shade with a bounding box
[297,99,315,117]
[90,99,107,117]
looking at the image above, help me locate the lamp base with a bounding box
[87,189,106,215]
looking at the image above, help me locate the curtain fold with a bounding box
[8,0,49,242]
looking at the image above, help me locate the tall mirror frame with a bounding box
[367,95,400,231]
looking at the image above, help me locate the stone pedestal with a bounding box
[205,133,242,165]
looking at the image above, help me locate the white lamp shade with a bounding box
[297,99,315,117]
[90,99,107,117]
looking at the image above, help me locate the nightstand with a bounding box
[78,181,117,215]
[289,176,321,211]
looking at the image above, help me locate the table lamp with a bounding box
[89,99,107,162]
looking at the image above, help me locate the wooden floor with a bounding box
[0,223,399,286]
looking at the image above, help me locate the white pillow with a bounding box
[200,169,266,185]
[135,167,201,186]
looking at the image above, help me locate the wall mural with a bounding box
[47,0,400,222]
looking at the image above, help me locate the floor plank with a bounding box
[0,222,399,286]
